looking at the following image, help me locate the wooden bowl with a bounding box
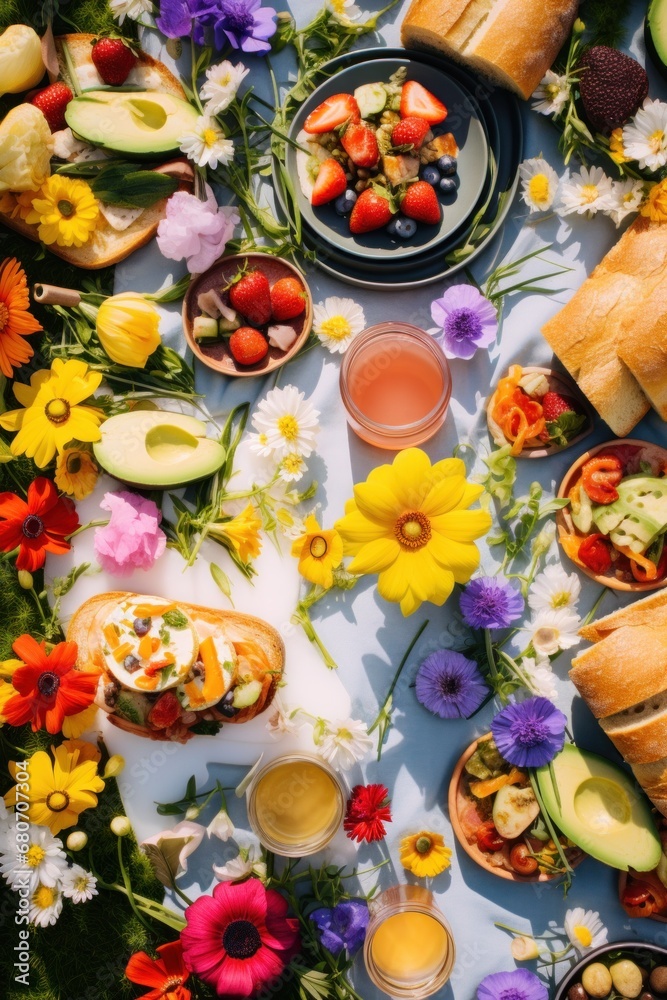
[448,733,585,882]
[486,366,595,459]
[556,438,667,592]
[183,252,312,378]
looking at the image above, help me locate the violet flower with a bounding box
[491,696,567,769]
[431,284,498,360]
[478,969,548,1000]
[310,900,369,956]
[460,576,525,630]
[156,0,194,38]
[156,185,239,274]
[94,491,166,576]
[415,649,488,720]
[191,0,277,52]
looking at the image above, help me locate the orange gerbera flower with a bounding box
[125,941,191,1000]
[0,257,42,378]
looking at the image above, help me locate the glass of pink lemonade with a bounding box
[340,323,451,449]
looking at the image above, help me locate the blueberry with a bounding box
[133,617,151,636]
[422,165,440,186]
[123,655,141,672]
[439,176,457,194]
[394,215,417,239]
[334,189,357,216]
[386,216,400,236]
[437,154,457,176]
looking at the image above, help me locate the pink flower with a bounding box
[94,491,166,575]
[156,184,239,274]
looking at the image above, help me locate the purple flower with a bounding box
[431,284,498,360]
[94,491,166,576]
[460,576,525,630]
[156,0,194,38]
[310,900,369,956]
[415,650,488,720]
[478,969,548,1000]
[191,0,277,52]
[491,696,567,769]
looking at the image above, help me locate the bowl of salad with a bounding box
[619,810,667,923]
[448,733,584,882]
[557,440,667,591]
[554,941,667,1000]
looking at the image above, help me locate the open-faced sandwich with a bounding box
[68,593,284,742]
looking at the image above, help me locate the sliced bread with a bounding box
[579,590,667,642]
[601,689,667,764]
[569,625,667,718]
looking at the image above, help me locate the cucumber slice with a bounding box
[354,83,387,118]
[571,483,593,534]
[193,316,220,342]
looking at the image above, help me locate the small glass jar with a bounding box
[340,323,452,450]
[246,752,346,857]
[363,884,455,999]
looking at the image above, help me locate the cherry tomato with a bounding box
[475,820,505,853]
[581,455,623,505]
[622,883,655,918]
[509,843,538,875]
[578,533,613,574]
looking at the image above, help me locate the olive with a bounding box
[582,963,613,998]
[509,843,539,876]
[640,992,657,1000]
[650,968,667,995]
[568,984,589,1000]
[610,960,643,999]
[133,617,151,636]
[123,654,141,672]
[217,689,238,718]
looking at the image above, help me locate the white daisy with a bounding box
[564,908,608,953]
[519,157,560,213]
[266,696,300,739]
[207,809,234,842]
[1,826,67,892]
[274,506,308,541]
[532,71,570,116]
[623,98,667,172]
[109,0,152,23]
[558,166,614,218]
[606,177,646,227]
[200,61,249,116]
[327,0,362,24]
[29,883,63,927]
[179,117,234,170]
[61,865,98,904]
[251,385,320,459]
[526,608,581,659]
[521,657,559,701]
[316,718,373,771]
[213,844,267,883]
[279,453,308,482]
[528,564,581,614]
[313,297,366,354]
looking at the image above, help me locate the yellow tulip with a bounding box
[96,292,161,368]
[0,25,45,96]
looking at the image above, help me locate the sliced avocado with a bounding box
[647,0,667,81]
[93,410,226,490]
[592,476,667,554]
[115,691,151,726]
[232,679,262,709]
[536,743,661,871]
[65,90,200,159]
[354,83,387,118]
[571,485,593,534]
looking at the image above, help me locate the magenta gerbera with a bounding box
[180,878,300,998]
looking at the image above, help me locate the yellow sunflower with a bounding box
[54,448,100,500]
[335,449,491,616]
[641,178,667,224]
[0,358,103,468]
[291,515,343,589]
[26,175,99,248]
[209,503,262,563]
[5,741,104,835]
[400,831,452,877]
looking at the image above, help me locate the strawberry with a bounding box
[30,82,73,133]
[400,80,448,125]
[349,187,394,234]
[147,691,182,730]
[341,121,379,168]
[228,268,272,326]
[304,93,360,134]
[271,277,307,321]
[311,157,347,206]
[391,116,431,150]
[542,391,579,421]
[91,37,137,86]
[400,180,441,225]
[229,327,269,366]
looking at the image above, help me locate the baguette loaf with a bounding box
[618,283,667,421]
[569,626,667,719]
[579,590,667,642]
[401,0,580,100]
[600,690,667,765]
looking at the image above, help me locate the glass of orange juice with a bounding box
[246,753,346,857]
[339,323,452,449]
[363,884,455,998]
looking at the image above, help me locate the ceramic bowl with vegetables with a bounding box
[448,734,584,882]
[554,941,667,1000]
[619,810,667,923]
[557,440,667,591]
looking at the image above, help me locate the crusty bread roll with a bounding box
[600,690,667,765]
[401,0,580,100]
[570,627,667,720]
[579,590,667,643]
[618,285,667,421]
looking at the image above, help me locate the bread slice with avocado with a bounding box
[68,592,284,743]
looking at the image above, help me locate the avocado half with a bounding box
[536,743,662,872]
[646,0,667,82]
[64,90,200,159]
[93,410,226,489]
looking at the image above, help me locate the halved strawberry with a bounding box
[391,116,431,149]
[341,121,379,168]
[311,158,348,206]
[400,81,448,125]
[304,93,360,134]
[350,187,394,234]
[400,180,441,224]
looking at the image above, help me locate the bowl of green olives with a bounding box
[555,942,667,1000]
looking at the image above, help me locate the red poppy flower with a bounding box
[180,878,300,998]
[125,940,191,1000]
[3,634,97,734]
[0,477,79,571]
[344,784,392,843]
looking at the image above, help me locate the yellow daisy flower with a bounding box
[54,448,100,500]
[209,503,262,563]
[26,175,99,248]
[291,515,343,589]
[609,128,630,165]
[0,190,38,221]
[61,705,99,739]
[335,448,491,616]
[0,657,22,722]
[5,741,104,835]
[400,831,452,878]
[0,358,103,468]
[641,178,667,223]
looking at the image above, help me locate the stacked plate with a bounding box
[274,48,523,290]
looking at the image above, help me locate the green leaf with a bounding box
[480,445,517,510]
[90,162,179,208]
[185,775,197,800]
[0,437,15,463]
[211,562,234,606]
[545,411,587,447]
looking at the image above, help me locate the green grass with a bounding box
[0,0,137,37]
